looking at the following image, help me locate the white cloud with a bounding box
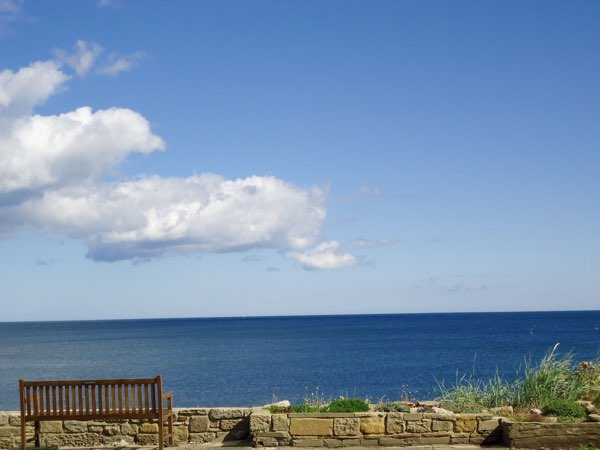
[288,241,357,270]
[0,52,356,269]
[53,40,104,78]
[10,175,326,261]
[0,105,165,200]
[0,61,69,115]
[98,51,145,76]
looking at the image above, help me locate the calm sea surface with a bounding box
[1,311,599,410]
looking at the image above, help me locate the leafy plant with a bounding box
[326,397,369,413]
[541,399,586,419]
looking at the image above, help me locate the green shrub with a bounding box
[541,399,586,418]
[326,397,369,413]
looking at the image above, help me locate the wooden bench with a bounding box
[19,376,173,450]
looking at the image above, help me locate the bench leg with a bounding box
[34,421,40,447]
[20,421,26,450]
[158,421,163,450]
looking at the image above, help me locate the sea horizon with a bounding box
[3,308,600,324]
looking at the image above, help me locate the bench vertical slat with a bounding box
[32,386,38,416]
[76,384,82,414]
[91,384,97,414]
[44,385,50,415]
[26,386,32,416]
[144,383,150,414]
[131,384,137,413]
[98,385,103,414]
[151,383,157,413]
[124,384,130,413]
[65,386,70,416]
[137,384,143,413]
[52,386,57,415]
[84,385,89,414]
[72,385,77,415]
[58,386,63,415]
[118,384,123,413]
[110,384,115,413]
[105,384,110,414]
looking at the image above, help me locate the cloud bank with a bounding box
[0,50,356,269]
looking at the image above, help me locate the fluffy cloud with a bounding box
[0,53,357,269]
[288,241,357,270]
[0,61,69,115]
[9,175,326,261]
[0,105,165,202]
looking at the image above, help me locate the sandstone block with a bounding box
[405,419,431,433]
[177,408,209,416]
[209,408,247,420]
[378,437,405,446]
[120,423,138,435]
[359,417,384,435]
[450,432,470,445]
[64,421,87,433]
[250,413,270,433]
[340,438,360,446]
[403,413,422,421]
[385,415,404,433]
[0,416,7,426]
[293,438,324,446]
[8,416,20,427]
[478,418,500,432]
[419,435,451,445]
[432,420,453,431]
[0,427,19,438]
[272,414,288,432]
[173,425,189,443]
[290,418,333,436]
[190,415,210,432]
[333,418,360,436]
[220,418,244,430]
[588,414,600,422]
[324,438,342,447]
[359,437,380,446]
[43,432,104,447]
[102,425,119,436]
[40,421,62,433]
[136,434,158,445]
[455,415,477,432]
[189,432,217,443]
[138,422,158,433]
[255,436,278,447]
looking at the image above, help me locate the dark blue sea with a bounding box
[1,311,599,411]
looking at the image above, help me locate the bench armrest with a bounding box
[162,391,173,402]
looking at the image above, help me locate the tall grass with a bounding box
[437,344,600,412]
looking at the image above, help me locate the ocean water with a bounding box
[0,311,599,411]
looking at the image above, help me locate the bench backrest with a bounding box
[19,376,164,421]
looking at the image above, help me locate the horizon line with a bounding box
[2,308,599,325]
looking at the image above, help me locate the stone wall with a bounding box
[502,420,600,450]
[250,410,503,447]
[0,408,252,449]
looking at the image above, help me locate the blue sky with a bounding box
[1,0,598,321]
